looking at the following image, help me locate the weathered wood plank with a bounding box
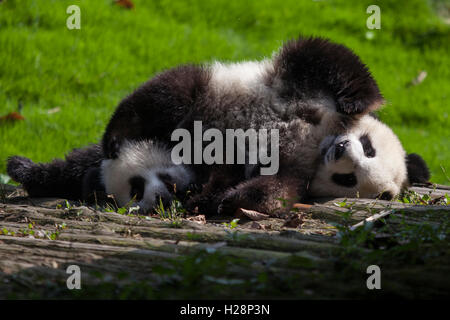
[0,183,449,299]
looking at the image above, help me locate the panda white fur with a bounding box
[7,36,430,215]
[310,115,408,200]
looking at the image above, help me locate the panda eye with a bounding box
[129,176,146,201]
[359,134,376,158]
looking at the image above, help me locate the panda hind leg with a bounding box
[6,144,104,200]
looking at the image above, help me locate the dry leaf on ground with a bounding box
[282,213,305,228]
[186,214,206,224]
[115,0,134,9]
[235,208,270,221]
[0,111,25,123]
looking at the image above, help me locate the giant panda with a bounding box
[7,36,430,215]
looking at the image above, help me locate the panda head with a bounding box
[310,116,430,200]
[100,140,194,213]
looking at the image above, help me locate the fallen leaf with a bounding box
[35,230,45,238]
[430,196,446,205]
[282,213,305,228]
[411,70,427,86]
[115,0,134,9]
[187,214,206,224]
[0,111,25,123]
[235,208,270,221]
[47,107,61,114]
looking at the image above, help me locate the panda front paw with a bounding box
[218,182,271,216]
[185,193,221,216]
[217,190,241,216]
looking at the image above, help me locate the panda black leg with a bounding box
[7,144,104,200]
[7,155,68,198]
[7,156,37,183]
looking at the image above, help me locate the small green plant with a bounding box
[335,221,376,250]
[56,200,73,210]
[333,198,356,210]
[222,218,240,230]
[103,195,143,216]
[399,189,429,204]
[0,221,67,240]
[222,219,249,242]
[444,194,450,205]
[328,198,383,256]
[0,227,15,236]
[398,188,449,205]
[18,222,36,237]
[154,197,185,227]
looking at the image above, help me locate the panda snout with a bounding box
[334,140,350,161]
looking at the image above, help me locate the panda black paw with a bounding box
[185,193,221,216]
[217,191,241,216]
[6,156,36,183]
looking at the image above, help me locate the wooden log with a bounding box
[350,210,393,230]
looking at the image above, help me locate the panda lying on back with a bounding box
[7,36,430,215]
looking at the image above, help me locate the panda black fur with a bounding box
[7,144,104,201]
[7,36,430,214]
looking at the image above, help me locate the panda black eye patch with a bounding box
[332,173,357,187]
[129,176,146,201]
[158,172,176,193]
[359,134,376,158]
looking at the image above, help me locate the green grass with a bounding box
[0,0,449,184]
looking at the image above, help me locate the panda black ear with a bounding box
[406,153,430,184]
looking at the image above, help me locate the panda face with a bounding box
[309,116,408,199]
[100,140,194,213]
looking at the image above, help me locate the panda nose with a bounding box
[335,140,349,160]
